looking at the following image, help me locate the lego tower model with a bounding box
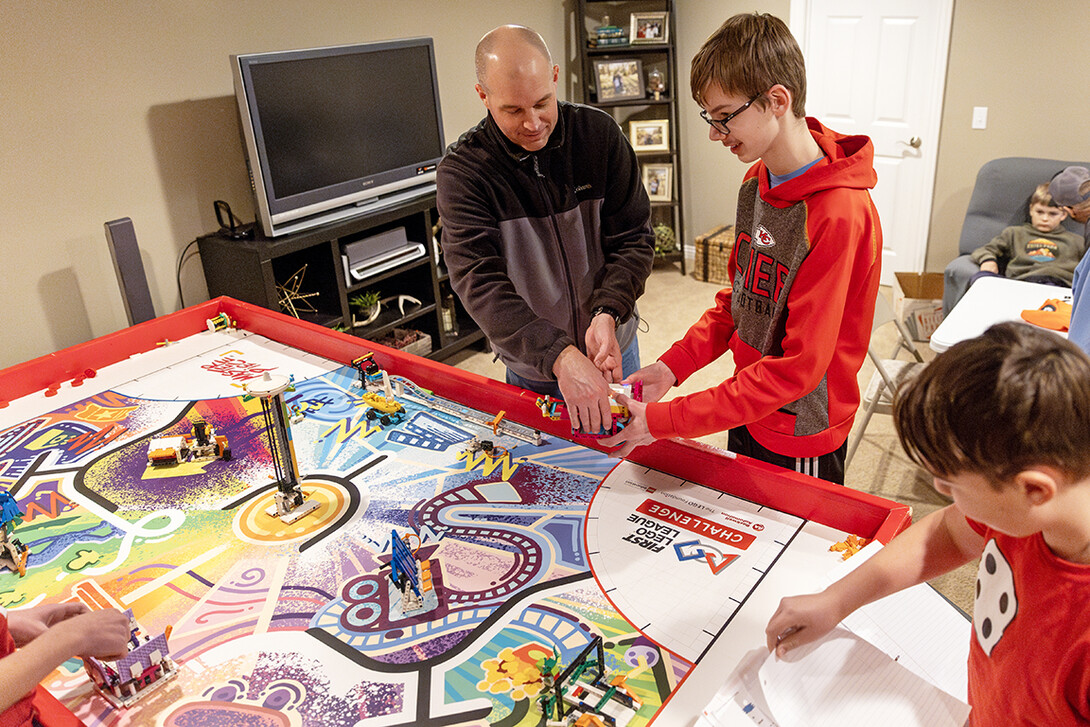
[244,373,319,523]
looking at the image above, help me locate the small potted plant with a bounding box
[350,289,382,327]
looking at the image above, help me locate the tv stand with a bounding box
[196,193,484,361]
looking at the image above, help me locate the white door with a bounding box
[790,0,953,284]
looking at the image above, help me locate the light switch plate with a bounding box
[972,106,988,129]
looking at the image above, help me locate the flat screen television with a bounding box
[232,38,445,237]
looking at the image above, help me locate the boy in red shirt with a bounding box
[604,13,882,484]
[766,322,1090,724]
[1,603,129,726]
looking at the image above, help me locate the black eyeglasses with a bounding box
[699,92,765,135]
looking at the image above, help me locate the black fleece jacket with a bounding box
[436,101,654,381]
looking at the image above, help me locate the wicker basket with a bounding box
[692,224,734,285]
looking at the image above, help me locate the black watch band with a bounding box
[591,306,622,325]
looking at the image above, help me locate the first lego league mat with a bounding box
[0,322,953,726]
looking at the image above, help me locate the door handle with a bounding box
[902,136,922,149]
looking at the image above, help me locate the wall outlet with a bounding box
[972,106,988,129]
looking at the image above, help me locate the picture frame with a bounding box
[631,11,669,44]
[642,163,672,202]
[628,119,670,152]
[593,58,645,102]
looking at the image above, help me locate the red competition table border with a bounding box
[0,296,911,546]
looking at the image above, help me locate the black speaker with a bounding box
[104,218,156,325]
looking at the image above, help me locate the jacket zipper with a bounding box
[532,154,581,349]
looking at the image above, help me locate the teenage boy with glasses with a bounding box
[604,13,883,485]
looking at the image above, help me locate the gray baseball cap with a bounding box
[1049,166,1090,206]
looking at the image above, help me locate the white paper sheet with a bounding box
[699,540,972,725]
[757,627,970,727]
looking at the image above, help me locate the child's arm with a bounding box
[7,602,89,646]
[0,607,130,712]
[969,228,1016,274]
[765,504,982,657]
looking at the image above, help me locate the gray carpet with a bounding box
[444,265,977,614]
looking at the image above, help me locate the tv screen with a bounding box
[233,38,445,237]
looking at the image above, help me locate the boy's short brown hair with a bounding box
[690,13,807,117]
[894,322,1090,486]
[1030,182,1058,208]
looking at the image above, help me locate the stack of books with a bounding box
[590,23,628,47]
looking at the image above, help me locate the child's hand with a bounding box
[764,591,845,658]
[55,609,132,661]
[8,602,89,647]
[598,394,652,458]
[622,360,676,404]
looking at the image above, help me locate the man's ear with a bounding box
[1015,468,1059,507]
[475,83,488,104]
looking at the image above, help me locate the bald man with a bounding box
[436,25,654,434]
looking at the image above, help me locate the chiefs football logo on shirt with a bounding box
[753,225,775,248]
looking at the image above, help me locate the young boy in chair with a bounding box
[969,182,1085,287]
[766,321,1090,725]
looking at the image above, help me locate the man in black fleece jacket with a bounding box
[436,25,654,434]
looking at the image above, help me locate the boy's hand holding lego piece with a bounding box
[1,606,131,712]
[625,360,676,405]
[600,392,651,457]
[599,361,676,457]
[63,608,132,660]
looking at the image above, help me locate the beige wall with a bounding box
[3,0,1089,368]
[925,0,1090,269]
[0,1,564,367]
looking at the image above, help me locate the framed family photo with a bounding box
[628,119,670,152]
[631,12,669,44]
[642,163,672,202]
[593,58,644,102]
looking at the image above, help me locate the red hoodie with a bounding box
[648,118,882,457]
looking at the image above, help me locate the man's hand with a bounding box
[8,602,88,647]
[553,345,613,433]
[979,260,999,274]
[585,312,623,383]
[599,393,655,457]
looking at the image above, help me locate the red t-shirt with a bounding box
[0,609,36,727]
[966,519,1090,725]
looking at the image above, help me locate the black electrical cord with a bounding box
[175,239,200,309]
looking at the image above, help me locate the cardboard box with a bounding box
[893,272,945,341]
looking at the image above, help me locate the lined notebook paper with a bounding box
[699,540,971,726]
[758,627,970,726]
